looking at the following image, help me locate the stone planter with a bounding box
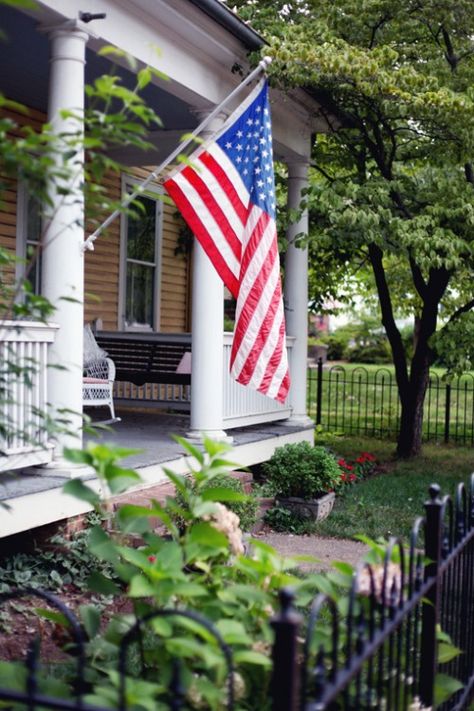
[276,491,336,522]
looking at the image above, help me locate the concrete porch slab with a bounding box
[0,410,314,538]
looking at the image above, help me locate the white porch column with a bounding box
[41,21,89,457]
[188,113,229,441]
[284,159,312,425]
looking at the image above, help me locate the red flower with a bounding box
[148,555,157,563]
[338,458,347,467]
[340,473,347,482]
[349,474,357,482]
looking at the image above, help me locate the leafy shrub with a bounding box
[175,472,259,532]
[262,442,342,499]
[322,317,394,364]
[323,332,349,360]
[264,505,313,534]
[0,513,117,593]
[346,335,391,364]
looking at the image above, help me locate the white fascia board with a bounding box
[32,0,321,161]
[34,0,251,107]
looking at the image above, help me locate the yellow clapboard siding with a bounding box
[84,171,122,327]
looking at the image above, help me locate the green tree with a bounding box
[231,0,474,457]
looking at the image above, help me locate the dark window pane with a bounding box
[26,243,42,295]
[26,193,42,295]
[126,263,154,327]
[27,194,42,243]
[127,196,156,262]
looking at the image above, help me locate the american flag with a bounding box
[164,79,290,403]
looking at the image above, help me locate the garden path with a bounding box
[258,532,368,572]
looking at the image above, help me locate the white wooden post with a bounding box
[188,113,230,441]
[41,21,89,459]
[284,159,313,425]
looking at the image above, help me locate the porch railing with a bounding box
[112,332,293,429]
[0,320,57,471]
[222,333,293,428]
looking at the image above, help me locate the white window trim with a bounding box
[118,175,164,332]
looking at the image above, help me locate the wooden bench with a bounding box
[94,331,191,388]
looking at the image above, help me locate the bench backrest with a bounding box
[95,332,191,387]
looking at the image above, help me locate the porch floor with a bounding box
[0,409,314,538]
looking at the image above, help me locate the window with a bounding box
[120,178,162,330]
[16,185,43,294]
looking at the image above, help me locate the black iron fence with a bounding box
[1,477,474,709]
[308,360,474,445]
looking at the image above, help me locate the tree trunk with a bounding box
[397,359,430,458]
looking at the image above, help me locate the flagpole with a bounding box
[82,56,272,251]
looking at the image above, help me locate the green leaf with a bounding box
[87,571,121,596]
[128,574,157,598]
[63,479,100,507]
[434,673,464,706]
[192,500,219,518]
[63,447,93,465]
[332,561,355,576]
[161,466,188,496]
[187,521,228,550]
[201,487,247,503]
[216,619,252,646]
[0,661,26,691]
[438,642,462,664]
[103,464,141,494]
[155,541,184,573]
[172,582,209,598]
[137,67,152,89]
[80,605,101,638]
[87,526,119,563]
[150,616,173,638]
[34,608,70,628]
[233,649,271,667]
[173,435,204,464]
[165,636,222,668]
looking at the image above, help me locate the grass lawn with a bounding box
[307,362,474,445]
[312,433,474,541]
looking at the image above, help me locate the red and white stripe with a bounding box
[164,144,290,403]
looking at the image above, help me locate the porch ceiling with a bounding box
[1,4,320,166]
[0,5,198,131]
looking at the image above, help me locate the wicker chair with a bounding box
[83,325,119,422]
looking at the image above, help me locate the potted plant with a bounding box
[262,442,341,522]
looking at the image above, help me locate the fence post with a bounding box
[444,383,451,444]
[419,484,444,707]
[316,357,323,426]
[270,588,302,711]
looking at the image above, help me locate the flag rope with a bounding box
[82,56,272,252]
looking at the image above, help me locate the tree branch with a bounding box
[465,162,474,184]
[368,242,409,393]
[310,162,336,183]
[409,254,427,300]
[367,14,391,50]
[447,297,474,324]
[441,26,459,71]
